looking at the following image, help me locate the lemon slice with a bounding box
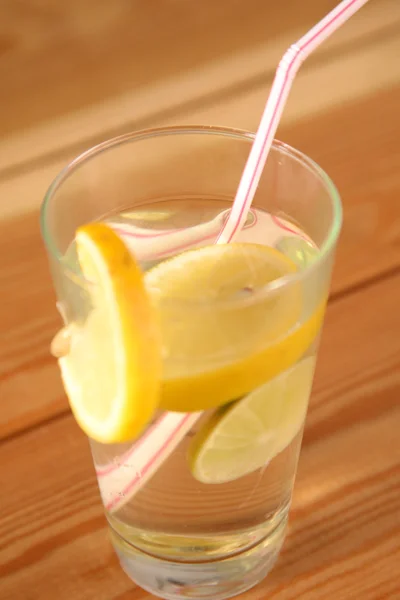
[59,223,162,443]
[189,356,316,483]
[145,243,323,412]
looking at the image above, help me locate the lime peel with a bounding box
[189,356,316,484]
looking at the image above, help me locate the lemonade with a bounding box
[56,198,324,595]
[42,127,341,600]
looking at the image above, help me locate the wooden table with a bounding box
[1,1,399,599]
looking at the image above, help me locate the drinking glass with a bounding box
[41,126,342,600]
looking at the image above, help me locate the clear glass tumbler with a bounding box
[41,126,342,600]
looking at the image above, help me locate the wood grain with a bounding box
[281,85,400,296]
[1,0,400,598]
[1,274,399,600]
[0,0,399,177]
[0,211,66,440]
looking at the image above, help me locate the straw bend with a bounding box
[278,44,306,77]
[217,0,370,245]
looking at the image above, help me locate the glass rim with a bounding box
[40,125,342,302]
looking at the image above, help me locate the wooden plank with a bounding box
[1,29,400,221]
[0,0,398,175]
[0,211,66,440]
[0,273,399,600]
[0,0,319,138]
[1,83,400,441]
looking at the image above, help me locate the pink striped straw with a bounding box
[217,0,370,244]
[95,0,370,513]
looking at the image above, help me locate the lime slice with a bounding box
[145,243,323,412]
[189,356,316,483]
[59,223,162,443]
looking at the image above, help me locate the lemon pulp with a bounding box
[145,243,323,412]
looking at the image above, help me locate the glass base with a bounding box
[110,517,287,600]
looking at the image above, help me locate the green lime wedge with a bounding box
[189,356,316,484]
